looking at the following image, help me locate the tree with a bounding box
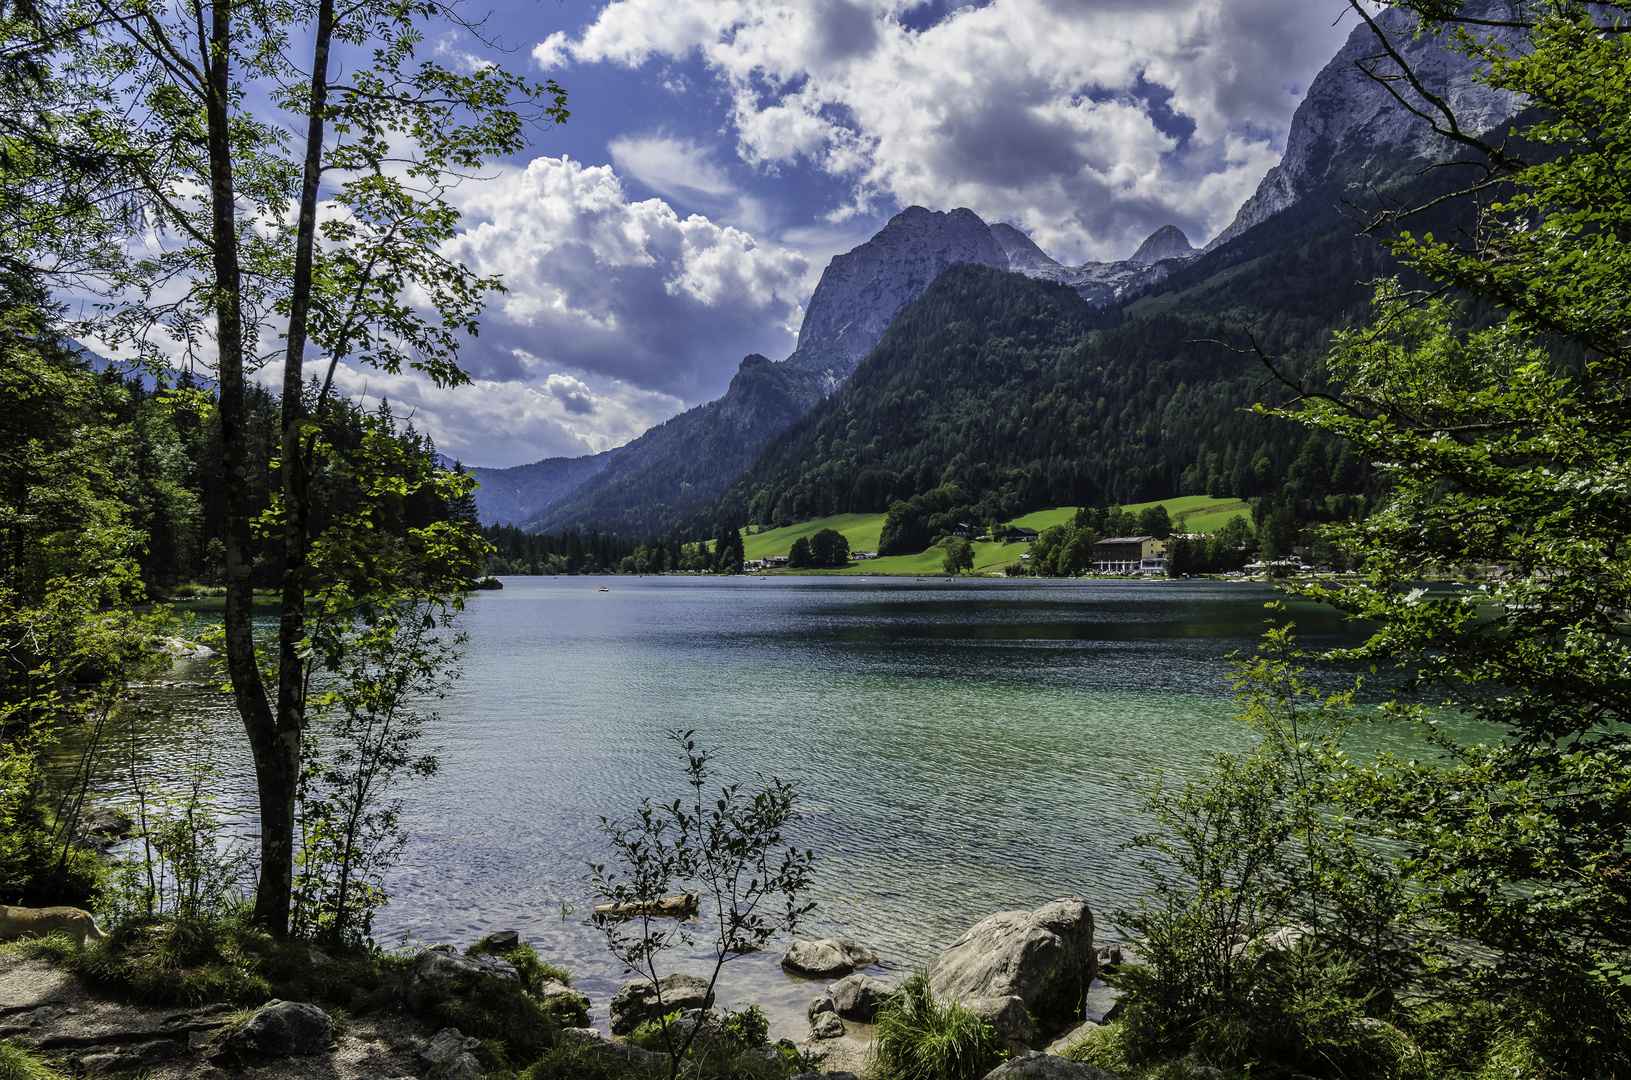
[52,0,566,933]
[808,527,850,568]
[1136,504,1173,539]
[588,731,814,1080]
[942,538,974,575]
[1251,1,1631,1067]
[788,536,814,569]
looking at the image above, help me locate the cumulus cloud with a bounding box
[446,154,810,402]
[535,0,1360,261]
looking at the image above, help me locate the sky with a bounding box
[276,1,1370,467]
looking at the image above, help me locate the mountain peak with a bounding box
[1129,225,1193,265]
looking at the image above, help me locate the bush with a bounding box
[870,972,1007,1080]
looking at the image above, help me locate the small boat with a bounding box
[598,586,609,592]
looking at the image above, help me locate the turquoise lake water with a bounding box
[83,575,1380,1037]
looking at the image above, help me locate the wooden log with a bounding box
[592,893,700,919]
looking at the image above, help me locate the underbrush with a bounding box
[13,911,404,1009]
[869,972,1008,1080]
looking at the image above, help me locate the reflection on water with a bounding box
[57,577,1378,1038]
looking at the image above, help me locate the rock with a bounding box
[781,937,879,978]
[537,978,591,1025]
[225,1000,333,1056]
[609,973,714,1035]
[81,1040,183,1074]
[401,944,519,1011]
[560,1027,685,1068]
[483,930,521,949]
[969,995,1032,1053]
[421,1027,480,1065]
[930,898,1097,1018]
[791,1073,861,1080]
[1187,1066,1225,1080]
[980,1050,1123,1080]
[1081,981,1120,1024]
[809,1011,845,1039]
[746,1045,784,1062]
[808,995,835,1021]
[1043,1020,1101,1057]
[829,973,894,1020]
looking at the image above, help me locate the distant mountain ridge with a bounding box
[475,0,1523,538]
[494,211,1189,534]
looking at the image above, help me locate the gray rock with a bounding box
[421,1027,480,1065]
[930,898,1098,1018]
[226,1000,333,1056]
[981,1050,1123,1080]
[969,995,1032,1053]
[537,978,591,1024]
[809,1011,845,1040]
[829,973,894,1021]
[444,1053,482,1080]
[808,995,835,1021]
[484,930,521,949]
[401,945,519,1011]
[1081,981,1121,1024]
[609,973,714,1035]
[781,937,878,978]
[559,1027,682,1068]
[81,1040,183,1074]
[1043,1019,1101,1057]
[747,1045,784,1062]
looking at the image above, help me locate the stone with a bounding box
[401,944,519,1011]
[980,1050,1123,1080]
[81,1040,183,1074]
[968,995,1032,1053]
[421,1027,480,1066]
[226,1000,333,1056]
[608,973,714,1035]
[559,1027,683,1068]
[484,930,521,949]
[809,1011,845,1040]
[780,937,879,978]
[808,995,835,1021]
[537,978,591,1025]
[1043,1020,1101,1057]
[929,898,1097,1018]
[790,1073,861,1080]
[828,973,894,1021]
[444,1053,482,1080]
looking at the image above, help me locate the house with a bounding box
[951,522,979,538]
[764,555,790,568]
[1008,526,1040,542]
[1093,535,1167,574]
[851,551,878,560]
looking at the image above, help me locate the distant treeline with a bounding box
[481,523,746,575]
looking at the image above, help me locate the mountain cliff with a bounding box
[1208,0,1521,250]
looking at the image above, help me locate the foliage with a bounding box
[808,528,850,568]
[0,1039,65,1080]
[1254,3,1631,1074]
[788,536,814,569]
[291,600,459,947]
[942,538,974,575]
[869,971,1008,1080]
[483,524,660,576]
[588,730,815,1079]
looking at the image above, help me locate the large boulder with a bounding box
[969,995,1032,1054]
[225,1000,333,1056]
[829,973,895,1021]
[781,938,879,978]
[929,898,1097,1018]
[981,1051,1122,1080]
[609,973,714,1035]
[421,1026,481,1079]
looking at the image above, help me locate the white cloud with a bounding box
[534,0,1359,261]
[609,134,738,199]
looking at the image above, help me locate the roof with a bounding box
[1096,535,1158,544]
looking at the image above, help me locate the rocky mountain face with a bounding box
[1208,0,1522,250]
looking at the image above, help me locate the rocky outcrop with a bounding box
[781,937,879,978]
[224,1000,333,1057]
[929,898,1097,1018]
[400,944,518,1012]
[421,1027,481,1080]
[608,973,715,1035]
[981,1050,1123,1080]
[1129,225,1194,266]
[969,995,1033,1055]
[1208,0,1523,250]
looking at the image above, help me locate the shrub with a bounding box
[869,972,1007,1080]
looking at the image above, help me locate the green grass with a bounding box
[0,1040,66,1080]
[738,496,1248,575]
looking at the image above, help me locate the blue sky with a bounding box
[308,0,1366,468]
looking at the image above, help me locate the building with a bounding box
[1094,535,1167,574]
[1008,526,1040,542]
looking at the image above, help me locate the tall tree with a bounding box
[69,0,564,932]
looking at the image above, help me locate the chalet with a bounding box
[764,555,790,568]
[1009,526,1040,542]
[1094,535,1167,574]
[851,551,878,560]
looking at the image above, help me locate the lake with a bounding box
[77,576,1377,1038]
